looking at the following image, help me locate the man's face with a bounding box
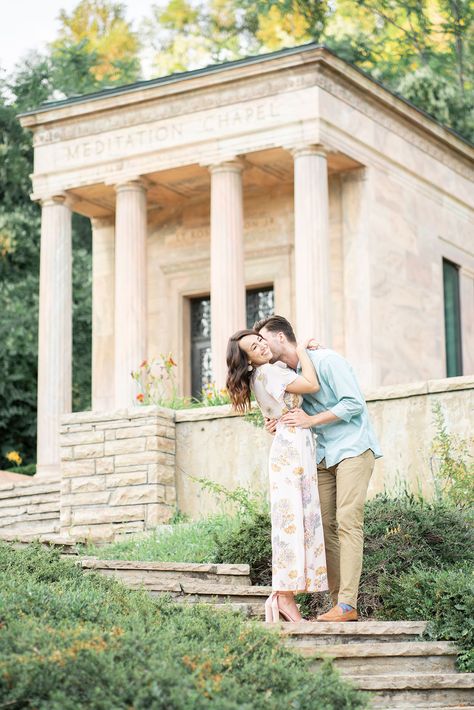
[259,327,284,362]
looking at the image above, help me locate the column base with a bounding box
[35,464,61,481]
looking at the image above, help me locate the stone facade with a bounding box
[59,406,176,541]
[18,44,473,480]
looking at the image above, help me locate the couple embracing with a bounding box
[226,315,381,623]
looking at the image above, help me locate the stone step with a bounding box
[299,641,458,675]
[174,599,266,618]
[351,673,474,709]
[146,581,270,603]
[1,533,80,551]
[78,557,252,587]
[277,620,428,645]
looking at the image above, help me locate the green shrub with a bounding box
[358,493,474,618]
[379,566,474,671]
[5,463,36,476]
[0,542,367,709]
[431,401,474,508]
[214,509,273,586]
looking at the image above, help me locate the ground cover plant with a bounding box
[0,542,367,710]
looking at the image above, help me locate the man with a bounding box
[254,315,382,622]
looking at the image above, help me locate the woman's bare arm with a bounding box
[286,343,320,394]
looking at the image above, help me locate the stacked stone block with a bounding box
[0,478,61,536]
[60,405,176,541]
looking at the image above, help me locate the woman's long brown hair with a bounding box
[226,329,256,413]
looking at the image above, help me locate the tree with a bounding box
[0,0,143,468]
[142,0,328,76]
[144,0,473,140]
[51,0,141,95]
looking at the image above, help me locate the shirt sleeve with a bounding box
[318,354,365,422]
[263,363,298,402]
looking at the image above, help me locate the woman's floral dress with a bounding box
[252,362,328,593]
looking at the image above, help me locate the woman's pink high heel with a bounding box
[264,592,302,623]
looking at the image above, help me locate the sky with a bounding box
[0,0,156,78]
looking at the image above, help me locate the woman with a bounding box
[226,329,328,623]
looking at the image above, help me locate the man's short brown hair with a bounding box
[253,315,297,343]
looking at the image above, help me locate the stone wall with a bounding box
[175,375,474,518]
[0,475,60,536]
[59,406,176,541]
[1,375,472,542]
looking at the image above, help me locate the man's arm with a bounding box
[322,354,364,422]
[280,354,364,429]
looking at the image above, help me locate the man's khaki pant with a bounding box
[317,449,375,609]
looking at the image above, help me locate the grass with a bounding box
[81,514,240,563]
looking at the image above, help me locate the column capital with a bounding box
[207,158,245,175]
[289,144,330,160]
[91,216,115,230]
[40,193,76,210]
[341,167,369,185]
[113,177,149,194]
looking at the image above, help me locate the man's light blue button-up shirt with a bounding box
[298,349,382,468]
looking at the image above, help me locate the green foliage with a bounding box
[72,214,92,413]
[5,464,36,476]
[0,5,142,462]
[143,0,473,140]
[244,407,265,428]
[82,514,240,563]
[380,566,474,671]
[0,542,367,709]
[430,401,474,508]
[50,0,141,96]
[358,493,473,617]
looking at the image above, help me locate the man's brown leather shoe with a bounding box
[316,604,358,622]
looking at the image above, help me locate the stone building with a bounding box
[19,43,474,479]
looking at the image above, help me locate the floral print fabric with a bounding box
[252,363,328,593]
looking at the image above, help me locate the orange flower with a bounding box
[140,360,148,368]
[136,393,144,402]
[165,355,177,368]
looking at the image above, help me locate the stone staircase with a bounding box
[77,556,474,709]
[3,537,473,710]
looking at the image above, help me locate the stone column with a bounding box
[37,196,72,479]
[341,169,375,390]
[292,145,331,344]
[209,160,246,389]
[114,180,148,408]
[91,217,115,411]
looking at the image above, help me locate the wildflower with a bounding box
[6,451,22,465]
[140,359,148,368]
[136,393,144,403]
[165,355,177,368]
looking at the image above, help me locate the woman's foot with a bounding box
[278,592,302,622]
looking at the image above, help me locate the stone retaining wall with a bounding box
[0,476,60,536]
[175,375,474,518]
[59,406,176,541]
[1,375,472,543]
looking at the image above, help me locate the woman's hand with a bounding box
[297,338,321,351]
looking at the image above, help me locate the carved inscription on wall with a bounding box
[64,102,280,163]
[163,215,277,249]
[34,87,318,175]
